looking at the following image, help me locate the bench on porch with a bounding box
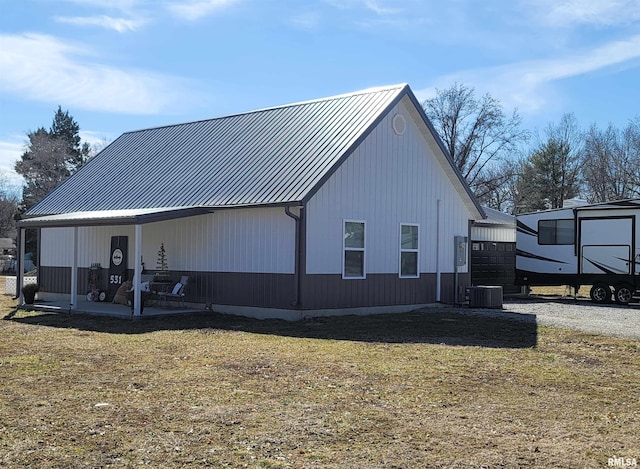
[156,276,189,308]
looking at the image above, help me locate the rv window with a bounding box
[538,219,574,245]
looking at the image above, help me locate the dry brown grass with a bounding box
[1,276,638,468]
[530,285,590,298]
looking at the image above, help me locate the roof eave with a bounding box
[17,206,217,229]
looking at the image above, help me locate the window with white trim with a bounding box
[343,220,365,279]
[399,223,419,278]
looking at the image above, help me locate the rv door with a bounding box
[579,217,633,275]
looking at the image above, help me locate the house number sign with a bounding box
[108,236,128,301]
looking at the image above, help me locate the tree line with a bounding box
[1,88,639,241]
[422,83,640,214]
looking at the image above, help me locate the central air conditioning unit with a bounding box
[467,286,503,308]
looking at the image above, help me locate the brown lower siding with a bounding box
[196,272,295,309]
[40,266,295,309]
[301,272,468,309]
[40,266,72,293]
[39,266,469,310]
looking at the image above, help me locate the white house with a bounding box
[18,84,485,319]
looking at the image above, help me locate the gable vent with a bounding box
[392,113,406,135]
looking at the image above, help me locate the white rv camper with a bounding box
[516,199,640,304]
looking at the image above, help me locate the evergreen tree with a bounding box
[15,128,72,210]
[516,113,582,212]
[50,105,90,169]
[13,106,93,268]
[15,107,92,212]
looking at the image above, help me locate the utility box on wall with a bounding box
[455,236,468,267]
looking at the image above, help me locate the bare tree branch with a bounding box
[422,83,529,198]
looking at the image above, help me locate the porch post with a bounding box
[70,226,78,310]
[17,227,25,303]
[436,199,441,302]
[133,224,142,317]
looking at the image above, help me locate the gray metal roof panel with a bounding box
[25,84,482,219]
[474,206,515,226]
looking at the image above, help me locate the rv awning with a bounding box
[17,206,216,228]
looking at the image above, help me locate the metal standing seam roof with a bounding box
[474,206,515,226]
[516,198,640,216]
[24,83,484,222]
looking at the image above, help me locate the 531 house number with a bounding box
[109,275,123,285]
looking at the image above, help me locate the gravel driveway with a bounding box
[461,297,640,340]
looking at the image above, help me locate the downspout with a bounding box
[436,199,441,302]
[70,227,78,311]
[285,206,301,308]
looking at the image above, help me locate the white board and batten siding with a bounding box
[471,225,515,243]
[306,98,474,276]
[40,207,295,274]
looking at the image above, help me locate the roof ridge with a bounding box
[257,83,408,112]
[124,84,408,135]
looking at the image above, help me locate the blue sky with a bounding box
[1,0,640,187]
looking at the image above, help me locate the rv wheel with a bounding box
[589,284,610,304]
[613,284,634,305]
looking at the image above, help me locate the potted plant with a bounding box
[22,283,39,304]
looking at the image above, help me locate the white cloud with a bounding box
[54,15,147,32]
[523,0,640,27]
[0,33,197,115]
[0,139,25,188]
[290,12,322,31]
[79,131,114,154]
[362,1,401,15]
[323,0,404,15]
[165,0,241,21]
[416,34,640,115]
[0,140,23,166]
[57,0,143,11]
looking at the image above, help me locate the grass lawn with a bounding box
[1,276,638,468]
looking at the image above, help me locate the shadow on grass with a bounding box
[5,308,538,348]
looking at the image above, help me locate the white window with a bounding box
[399,223,419,278]
[343,220,365,279]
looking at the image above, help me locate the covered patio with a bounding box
[16,206,214,318]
